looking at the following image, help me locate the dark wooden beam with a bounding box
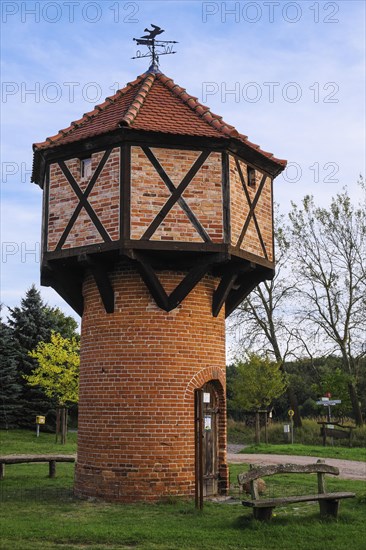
[56,149,112,249]
[120,144,131,241]
[212,271,238,317]
[222,152,231,244]
[168,254,223,310]
[237,173,267,249]
[142,146,211,243]
[225,269,274,318]
[228,246,275,270]
[42,163,50,258]
[235,158,268,259]
[41,262,83,316]
[33,127,285,189]
[141,151,210,240]
[133,251,170,311]
[77,254,115,314]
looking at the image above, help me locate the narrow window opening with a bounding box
[247,166,256,188]
[81,157,92,179]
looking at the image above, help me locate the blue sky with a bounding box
[1,0,365,322]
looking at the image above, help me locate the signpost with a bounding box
[316,396,341,446]
[35,415,45,437]
[316,396,341,422]
[288,409,294,444]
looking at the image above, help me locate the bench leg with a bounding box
[319,499,339,518]
[49,460,56,478]
[254,507,274,521]
[0,463,4,480]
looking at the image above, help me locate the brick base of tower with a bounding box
[74,264,228,502]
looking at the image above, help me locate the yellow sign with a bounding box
[288,409,294,417]
[36,416,46,424]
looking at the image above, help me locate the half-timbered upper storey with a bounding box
[32,71,286,318]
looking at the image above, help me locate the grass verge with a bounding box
[0,462,365,549]
[0,429,77,455]
[240,443,366,462]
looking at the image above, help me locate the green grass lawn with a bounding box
[1,430,366,549]
[0,429,77,455]
[241,443,366,462]
[0,462,364,550]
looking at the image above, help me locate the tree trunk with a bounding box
[264,411,268,444]
[278,362,302,428]
[286,385,302,428]
[60,407,68,444]
[55,407,60,443]
[348,381,363,426]
[255,411,260,445]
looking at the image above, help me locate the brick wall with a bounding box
[47,148,120,251]
[74,264,227,502]
[229,155,273,262]
[46,146,273,264]
[130,147,223,243]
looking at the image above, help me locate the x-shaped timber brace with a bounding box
[234,157,269,258]
[44,146,274,318]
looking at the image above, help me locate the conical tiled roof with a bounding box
[33,71,286,170]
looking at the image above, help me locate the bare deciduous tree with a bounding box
[230,211,304,426]
[289,180,366,425]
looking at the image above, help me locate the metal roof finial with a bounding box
[132,25,178,72]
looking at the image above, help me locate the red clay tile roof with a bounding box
[33,71,286,168]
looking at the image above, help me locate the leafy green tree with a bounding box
[314,368,353,419]
[6,285,79,427]
[230,354,288,443]
[45,307,79,341]
[26,332,80,443]
[0,316,21,429]
[26,332,79,406]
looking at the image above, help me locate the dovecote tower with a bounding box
[32,67,286,502]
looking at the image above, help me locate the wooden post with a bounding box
[320,499,339,518]
[195,389,204,510]
[255,411,260,445]
[55,407,60,443]
[49,460,56,478]
[249,464,259,500]
[0,463,5,480]
[322,424,327,446]
[198,391,204,510]
[317,461,326,493]
[195,390,199,509]
[60,407,68,445]
[264,411,268,444]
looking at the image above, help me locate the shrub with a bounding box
[227,417,366,447]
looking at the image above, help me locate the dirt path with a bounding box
[227,448,366,480]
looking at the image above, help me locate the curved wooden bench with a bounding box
[0,454,76,479]
[238,460,355,521]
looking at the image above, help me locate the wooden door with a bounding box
[195,382,219,501]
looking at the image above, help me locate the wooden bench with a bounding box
[318,422,355,447]
[0,454,76,480]
[238,460,355,521]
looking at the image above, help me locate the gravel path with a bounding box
[227,447,366,481]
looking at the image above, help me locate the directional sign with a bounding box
[316,400,341,406]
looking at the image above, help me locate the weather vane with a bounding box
[132,25,178,72]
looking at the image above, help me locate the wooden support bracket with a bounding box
[78,254,115,314]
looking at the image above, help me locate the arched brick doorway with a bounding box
[195,379,227,503]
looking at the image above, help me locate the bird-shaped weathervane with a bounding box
[132,25,178,72]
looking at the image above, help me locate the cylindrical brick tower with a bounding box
[32,67,286,502]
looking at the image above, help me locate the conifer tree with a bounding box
[7,285,79,427]
[0,316,21,428]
